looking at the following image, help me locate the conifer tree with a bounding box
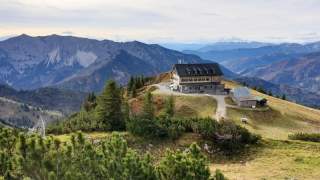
[122,97,130,123]
[282,94,286,100]
[164,96,175,118]
[96,80,125,131]
[136,77,142,89]
[83,92,97,112]
[142,92,154,119]
[131,84,137,98]
[157,143,210,180]
[128,76,134,92]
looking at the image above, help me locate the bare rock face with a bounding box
[0,34,208,92]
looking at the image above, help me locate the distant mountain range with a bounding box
[159,43,206,51]
[160,41,273,52]
[184,41,320,100]
[0,34,223,92]
[196,41,273,52]
[183,42,320,65]
[241,52,320,95]
[234,77,320,108]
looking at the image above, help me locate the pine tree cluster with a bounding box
[47,80,128,133]
[0,127,227,180]
[127,75,153,98]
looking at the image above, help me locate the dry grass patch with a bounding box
[227,107,320,140]
[225,96,237,106]
[211,139,320,180]
[174,95,217,118]
[152,72,171,83]
[53,131,115,143]
[129,93,217,119]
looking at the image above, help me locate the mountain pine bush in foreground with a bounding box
[0,126,229,180]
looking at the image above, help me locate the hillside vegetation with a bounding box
[223,80,320,140]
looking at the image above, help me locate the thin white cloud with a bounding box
[0,0,319,43]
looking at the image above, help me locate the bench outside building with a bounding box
[170,63,228,95]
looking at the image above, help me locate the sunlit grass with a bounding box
[53,131,117,142]
[223,79,320,140]
[130,91,217,119]
[211,139,320,180]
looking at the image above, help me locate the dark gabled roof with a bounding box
[173,63,223,77]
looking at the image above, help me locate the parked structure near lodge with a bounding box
[170,63,227,94]
[230,87,257,108]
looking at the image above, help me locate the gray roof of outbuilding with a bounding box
[173,63,223,77]
[231,87,256,101]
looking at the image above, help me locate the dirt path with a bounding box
[154,83,228,121]
[209,95,227,121]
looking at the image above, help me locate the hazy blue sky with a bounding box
[1,0,320,43]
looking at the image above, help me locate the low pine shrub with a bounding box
[289,132,320,142]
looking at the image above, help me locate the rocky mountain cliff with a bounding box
[0,34,214,92]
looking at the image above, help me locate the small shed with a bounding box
[230,87,257,108]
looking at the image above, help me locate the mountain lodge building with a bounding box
[170,63,227,94]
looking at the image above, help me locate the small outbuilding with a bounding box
[230,87,257,108]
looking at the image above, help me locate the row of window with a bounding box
[184,85,219,90]
[181,77,210,82]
